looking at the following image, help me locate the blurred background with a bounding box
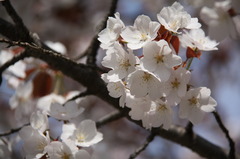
[0,0,240,158]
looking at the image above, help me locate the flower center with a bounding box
[62,153,71,159]
[188,96,198,106]
[171,78,180,89]
[169,19,180,31]
[120,59,131,70]
[76,133,85,142]
[155,54,164,63]
[141,33,149,41]
[142,72,152,81]
[157,104,167,112]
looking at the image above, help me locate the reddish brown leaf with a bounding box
[171,36,180,54]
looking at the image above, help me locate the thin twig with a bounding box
[1,0,33,42]
[0,123,29,137]
[96,111,124,128]
[0,38,67,59]
[129,133,156,159]
[75,0,119,63]
[213,111,235,159]
[186,121,193,136]
[64,90,92,104]
[0,50,29,74]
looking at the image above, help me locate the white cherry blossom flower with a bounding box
[49,101,84,120]
[126,95,152,120]
[62,120,103,147]
[46,140,91,159]
[180,28,219,51]
[61,123,76,142]
[101,43,137,82]
[127,67,164,100]
[164,67,191,106]
[157,2,201,33]
[98,12,125,49]
[121,15,160,49]
[19,126,50,158]
[45,141,79,159]
[200,0,238,41]
[179,87,217,124]
[30,111,49,133]
[142,40,182,82]
[107,80,127,107]
[143,99,173,130]
[36,93,65,113]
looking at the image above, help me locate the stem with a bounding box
[213,111,235,159]
[186,58,193,70]
[129,133,156,159]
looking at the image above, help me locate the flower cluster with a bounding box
[98,2,218,130]
[19,110,102,159]
[0,42,103,158]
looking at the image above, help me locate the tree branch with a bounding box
[0,49,29,85]
[96,111,124,128]
[129,133,156,159]
[213,111,236,159]
[64,90,92,104]
[1,0,33,42]
[0,123,29,137]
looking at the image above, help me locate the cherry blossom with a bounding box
[180,28,219,51]
[101,43,137,82]
[164,67,191,106]
[121,15,160,49]
[36,93,65,113]
[49,101,84,120]
[143,99,173,130]
[127,67,164,100]
[19,126,50,159]
[127,95,152,121]
[142,40,182,82]
[106,80,127,107]
[62,120,103,147]
[45,140,87,159]
[45,141,75,159]
[98,12,125,49]
[157,2,201,33]
[179,87,217,124]
[30,111,49,133]
[200,0,238,41]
